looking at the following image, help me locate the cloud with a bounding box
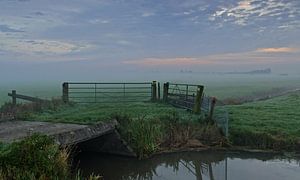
[123,47,300,67]
[116,40,132,46]
[141,12,155,17]
[0,15,65,33]
[0,34,91,55]
[210,0,300,27]
[124,57,213,66]
[88,18,110,24]
[256,47,298,53]
[0,25,24,32]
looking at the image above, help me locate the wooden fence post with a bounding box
[62,82,69,103]
[163,82,169,102]
[209,97,217,122]
[193,85,204,114]
[151,81,157,101]
[12,90,16,105]
[157,82,161,100]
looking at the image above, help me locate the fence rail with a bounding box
[8,90,49,105]
[62,81,157,103]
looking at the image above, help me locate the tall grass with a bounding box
[115,111,225,158]
[116,114,163,158]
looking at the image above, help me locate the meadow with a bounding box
[227,91,300,150]
[1,73,300,153]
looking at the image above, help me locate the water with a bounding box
[74,151,300,180]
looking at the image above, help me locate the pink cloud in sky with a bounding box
[123,47,300,67]
[255,47,298,53]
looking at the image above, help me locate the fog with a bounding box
[1,59,300,85]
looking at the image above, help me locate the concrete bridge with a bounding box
[0,120,136,157]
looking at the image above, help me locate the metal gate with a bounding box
[62,82,156,103]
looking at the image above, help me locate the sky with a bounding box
[0,0,300,81]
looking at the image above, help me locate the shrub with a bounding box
[0,134,103,180]
[0,134,70,180]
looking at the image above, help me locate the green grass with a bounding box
[227,91,300,150]
[16,101,224,157]
[23,102,202,124]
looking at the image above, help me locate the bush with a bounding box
[0,134,69,180]
[0,134,102,180]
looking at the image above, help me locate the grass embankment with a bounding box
[1,101,225,158]
[227,92,300,150]
[0,134,101,180]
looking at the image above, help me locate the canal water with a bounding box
[74,151,300,180]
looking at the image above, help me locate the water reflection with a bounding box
[74,151,300,180]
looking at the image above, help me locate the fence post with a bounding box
[209,97,217,122]
[157,82,161,100]
[163,82,169,102]
[151,81,157,101]
[193,85,204,114]
[62,82,69,103]
[12,90,17,105]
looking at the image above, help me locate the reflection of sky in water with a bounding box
[151,160,227,180]
[150,159,300,180]
[227,158,300,180]
[76,152,300,180]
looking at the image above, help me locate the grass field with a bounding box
[22,102,202,124]
[1,74,300,152]
[227,91,300,149]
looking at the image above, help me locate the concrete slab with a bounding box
[0,120,87,143]
[0,120,136,157]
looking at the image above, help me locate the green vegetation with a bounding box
[227,92,300,150]
[0,134,102,180]
[117,115,163,157]
[20,101,202,124]
[4,100,223,158]
[1,75,300,160]
[116,111,223,158]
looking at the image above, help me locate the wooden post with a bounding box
[193,85,204,114]
[62,82,69,103]
[151,81,157,101]
[209,97,217,122]
[157,82,161,100]
[12,90,16,105]
[163,82,169,102]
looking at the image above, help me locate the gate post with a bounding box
[62,82,69,103]
[151,81,157,101]
[193,85,204,114]
[163,82,169,102]
[12,90,17,105]
[157,82,161,100]
[209,97,217,122]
